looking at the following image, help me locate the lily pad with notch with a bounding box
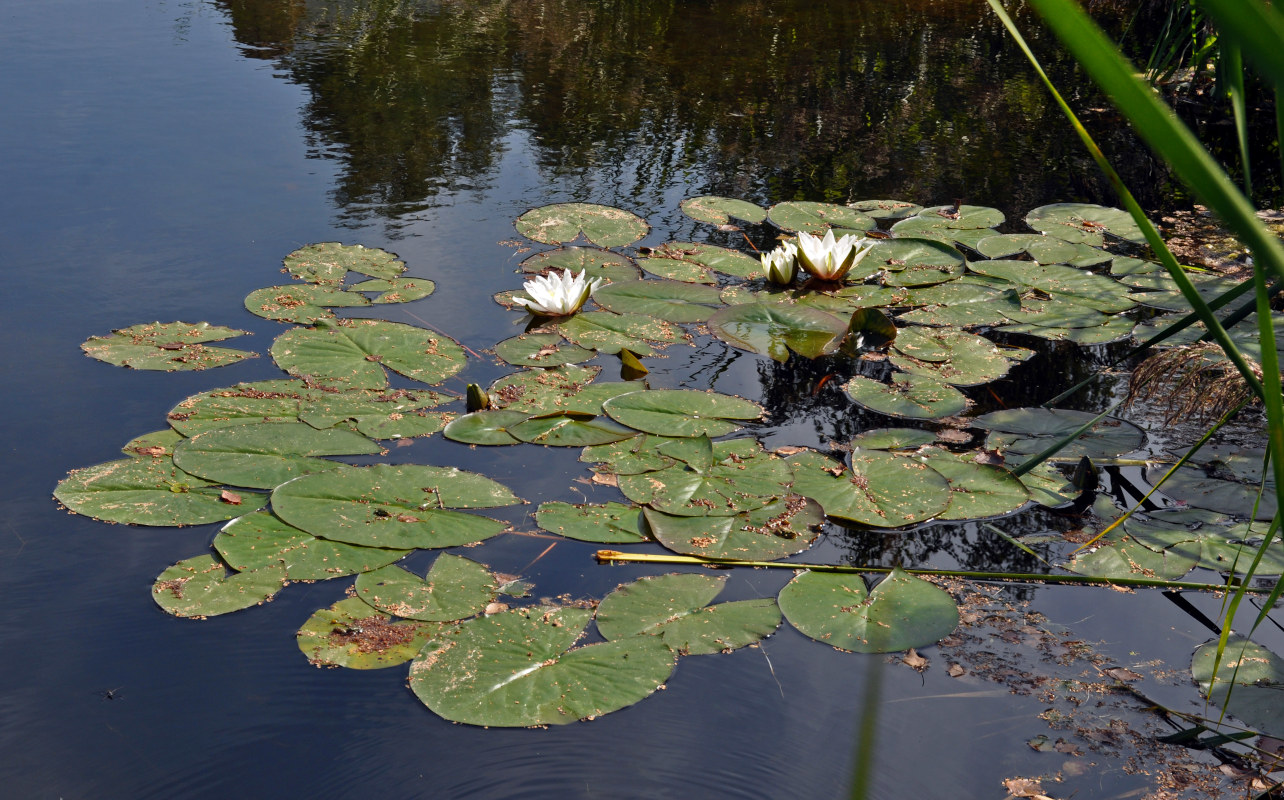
[172,422,381,489]
[509,412,638,447]
[1192,636,1284,737]
[848,428,938,451]
[535,501,647,543]
[618,449,794,516]
[842,373,968,420]
[868,237,967,287]
[515,203,649,248]
[643,497,823,560]
[1025,203,1144,246]
[152,555,285,618]
[122,429,185,459]
[297,598,441,669]
[596,573,782,654]
[494,333,594,368]
[82,321,255,372]
[271,319,466,390]
[284,242,406,285]
[54,457,263,526]
[680,196,767,226]
[974,408,1145,468]
[603,390,763,437]
[708,302,850,362]
[244,284,370,324]
[555,311,680,356]
[786,449,951,527]
[442,410,529,445]
[354,553,497,622]
[915,447,1030,520]
[346,276,436,304]
[639,242,762,282]
[966,259,1135,313]
[592,280,723,322]
[213,511,408,580]
[519,247,641,284]
[897,283,1021,328]
[767,202,875,234]
[973,233,1079,264]
[890,328,1017,387]
[166,379,329,436]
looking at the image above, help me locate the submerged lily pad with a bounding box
[213,511,408,579]
[172,422,381,489]
[604,390,763,437]
[494,333,594,367]
[271,464,518,549]
[786,449,951,527]
[842,373,968,420]
[297,598,440,669]
[152,556,285,618]
[778,568,959,653]
[644,497,824,560]
[408,606,675,727]
[535,501,647,543]
[271,319,467,389]
[1192,636,1284,736]
[768,202,875,234]
[516,203,649,248]
[596,573,781,654]
[680,196,767,225]
[284,243,406,285]
[54,457,261,526]
[354,554,497,622]
[244,284,370,324]
[82,321,255,371]
[592,280,723,322]
[519,247,641,284]
[707,302,849,362]
[1025,203,1144,246]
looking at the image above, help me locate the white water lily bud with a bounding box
[795,230,870,281]
[512,269,604,316]
[761,242,797,285]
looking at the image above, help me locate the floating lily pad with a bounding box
[555,311,680,356]
[897,284,1021,327]
[1001,298,1111,328]
[596,573,781,654]
[213,511,408,579]
[284,243,406,285]
[1124,518,1284,575]
[786,449,951,527]
[350,410,453,440]
[82,321,255,371]
[152,556,285,618]
[868,237,966,287]
[592,280,723,322]
[1067,535,1199,581]
[166,380,326,436]
[604,390,762,437]
[509,413,638,447]
[644,497,824,560]
[848,199,923,220]
[297,598,440,669]
[515,203,649,248]
[1020,462,1080,507]
[354,554,497,622]
[488,365,598,412]
[535,501,647,543]
[778,568,959,653]
[707,302,849,362]
[347,276,436,304]
[1025,203,1144,246]
[915,204,1005,228]
[1145,466,1278,521]
[639,242,761,282]
[122,429,184,458]
[579,435,683,475]
[973,234,1078,264]
[494,333,594,367]
[519,247,641,283]
[244,284,371,324]
[442,410,529,445]
[997,317,1135,345]
[916,447,1029,520]
[966,259,1134,313]
[890,328,1016,387]
[680,196,767,225]
[842,373,968,420]
[618,450,793,516]
[408,606,675,727]
[767,202,875,234]
[271,464,518,549]
[54,457,262,526]
[974,408,1145,466]
[271,319,467,389]
[848,428,938,450]
[172,422,381,489]
[296,387,452,432]
[1192,636,1284,737]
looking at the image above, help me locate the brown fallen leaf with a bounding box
[902,648,929,671]
[484,602,509,615]
[1103,666,1144,682]
[590,472,618,487]
[219,490,242,505]
[132,445,167,457]
[947,663,965,678]
[1002,777,1053,799]
[773,445,807,456]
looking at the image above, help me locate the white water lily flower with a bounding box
[513,269,603,316]
[761,241,798,285]
[795,229,875,281]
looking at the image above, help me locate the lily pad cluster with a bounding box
[60,194,1264,728]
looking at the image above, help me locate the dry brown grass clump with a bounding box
[1125,342,1261,423]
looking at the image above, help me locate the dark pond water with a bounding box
[2,1,1275,797]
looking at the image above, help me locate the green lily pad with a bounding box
[592,280,723,322]
[898,285,1022,327]
[996,317,1135,345]
[284,243,406,285]
[152,556,285,618]
[349,409,454,440]
[297,387,452,431]
[767,202,875,234]
[707,302,849,362]
[442,410,529,445]
[535,501,647,543]
[297,598,440,669]
[916,447,1029,520]
[166,380,327,436]
[643,497,824,560]
[966,259,1134,313]
[347,276,436,304]
[848,199,923,220]
[1000,298,1111,328]
[509,413,638,447]
[603,390,763,437]
[122,429,185,458]
[519,247,642,284]
[1020,462,1080,508]
[213,511,408,579]
[1124,518,1284,575]
[1145,466,1278,521]
[271,464,518,549]
[1192,636,1284,736]
[579,435,682,475]
[171,422,381,489]
[848,428,938,451]
[867,238,966,287]
[680,196,767,225]
[555,311,680,356]
[974,408,1145,467]
[82,321,255,371]
[494,333,594,367]
[244,284,370,324]
[778,568,959,653]
[638,242,759,283]
[271,319,467,390]
[786,449,951,527]
[1025,203,1144,246]
[596,573,781,654]
[408,606,675,727]
[915,204,1005,229]
[973,234,1079,264]
[618,449,794,516]
[842,373,968,420]
[889,328,1016,387]
[515,203,649,248]
[1067,536,1199,581]
[54,457,262,526]
[488,365,598,412]
[354,554,497,622]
